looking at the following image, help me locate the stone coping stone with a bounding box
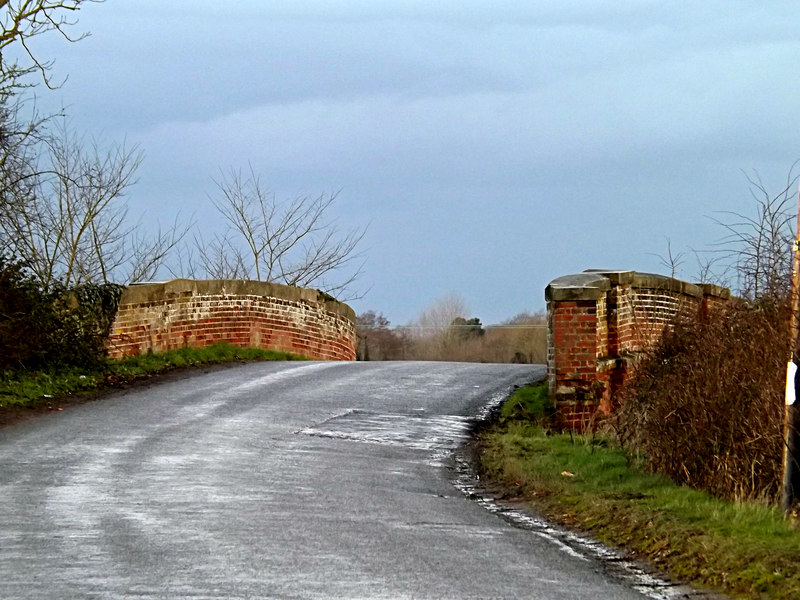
[545,272,612,301]
[698,283,731,299]
[546,270,730,302]
[583,269,636,285]
[121,279,355,322]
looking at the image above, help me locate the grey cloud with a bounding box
[13,0,800,323]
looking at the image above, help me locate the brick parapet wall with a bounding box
[106,279,356,361]
[546,270,730,430]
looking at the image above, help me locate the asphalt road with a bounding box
[0,361,673,599]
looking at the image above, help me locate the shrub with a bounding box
[0,255,124,371]
[615,302,786,503]
[0,256,49,368]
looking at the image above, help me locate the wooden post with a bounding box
[781,183,800,515]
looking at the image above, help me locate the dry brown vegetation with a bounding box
[615,301,787,502]
[615,167,800,504]
[407,313,547,363]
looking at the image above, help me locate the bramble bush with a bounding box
[615,301,786,502]
[616,168,799,504]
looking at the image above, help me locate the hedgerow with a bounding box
[0,255,124,371]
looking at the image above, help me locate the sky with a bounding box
[17,0,800,326]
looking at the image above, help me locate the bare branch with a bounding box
[648,238,685,279]
[0,117,188,287]
[200,168,367,299]
[708,166,799,300]
[0,1,101,91]
[190,230,249,281]
[125,215,191,284]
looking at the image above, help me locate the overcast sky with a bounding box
[22,1,800,325]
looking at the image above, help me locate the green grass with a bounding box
[499,382,555,426]
[477,383,800,599]
[0,343,307,409]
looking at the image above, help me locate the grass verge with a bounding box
[475,383,800,599]
[0,343,307,410]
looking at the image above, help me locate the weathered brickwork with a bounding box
[595,295,608,359]
[546,270,729,430]
[106,279,356,361]
[630,289,686,349]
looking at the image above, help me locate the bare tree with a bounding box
[0,2,188,288]
[0,0,100,198]
[403,293,470,360]
[0,0,100,92]
[200,166,366,299]
[0,119,185,287]
[0,1,90,234]
[0,96,44,223]
[692,249,729,287]
[355,310,409,360]
[412,293,470,337]
[711,166,799,301]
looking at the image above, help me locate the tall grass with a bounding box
[357,309,547,363]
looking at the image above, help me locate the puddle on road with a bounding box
[298,397,720,600]
[298,390,512,459]
[298,409,474,465]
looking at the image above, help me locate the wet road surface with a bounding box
[0,361,694,599]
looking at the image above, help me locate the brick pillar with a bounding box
[546,270,731,431]
[550,300,599,385]
[546,273,612,430]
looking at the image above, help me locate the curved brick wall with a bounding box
[107,279,356,361]
[546,270,730,429]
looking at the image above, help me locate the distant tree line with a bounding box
[356,295,547,364]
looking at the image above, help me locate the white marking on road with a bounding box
[298,382,702,599]
[229,362,340,393]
